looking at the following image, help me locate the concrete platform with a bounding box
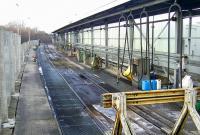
[14,49,60,135]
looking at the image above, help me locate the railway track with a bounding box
[43,45,197,135]
[80,65,196,135]
[77,66,195,135]
[37,47,105,135]
[75,71,173,134]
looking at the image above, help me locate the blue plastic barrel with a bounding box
[142,80,150,90]
[138,75,148,89]
[151,80,157,90]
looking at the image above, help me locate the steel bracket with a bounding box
[112,93,135,135]
[171,88,200,134]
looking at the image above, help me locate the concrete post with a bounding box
[16,35,19,76]
[24,43,26,62]
[10,33,16,94]
[16,34,20,77]
[14,35,17,81]
[18,34,21,74]
[24,40,27,60]
[0,29,3,131]
[0,29,8,124]
[5,32,13,104]
[18,36,22,67]
[20,43,23,66]
[11,33,14,94]
[14,34,17,78]
[22,43,25,63]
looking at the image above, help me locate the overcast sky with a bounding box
[0,0,129,33]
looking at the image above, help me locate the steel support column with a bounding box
[91,27,94,57]
[73,31,77,46]
[129,20,134,85]
[64,33,67,50]
[69,32,72,47]
[82,30,87,64]
[188,15,192,55]
[175,10,183,87]
[105,24,108,67]
[74,31,78,46]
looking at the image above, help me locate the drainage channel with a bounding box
[37,47,103,135]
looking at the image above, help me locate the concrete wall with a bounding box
[0,29,32,131]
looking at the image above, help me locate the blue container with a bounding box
[142,80,150,90]
[138,75,148,89]
[151,80,157,90]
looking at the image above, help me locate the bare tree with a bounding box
[0,22,52,44]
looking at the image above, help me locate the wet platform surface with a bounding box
[14,49,60,135]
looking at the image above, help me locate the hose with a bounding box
[120,19,131,77]
[117,11,136,83]
[120,11,136,79]
[117,14,126,83]
[139,8,150,82]
[127,12,135,80]
[151,16,154,71]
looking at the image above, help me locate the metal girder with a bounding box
[102,87,200,107]
[101,87,200,135]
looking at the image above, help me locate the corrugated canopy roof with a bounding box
[53,0,200,34]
